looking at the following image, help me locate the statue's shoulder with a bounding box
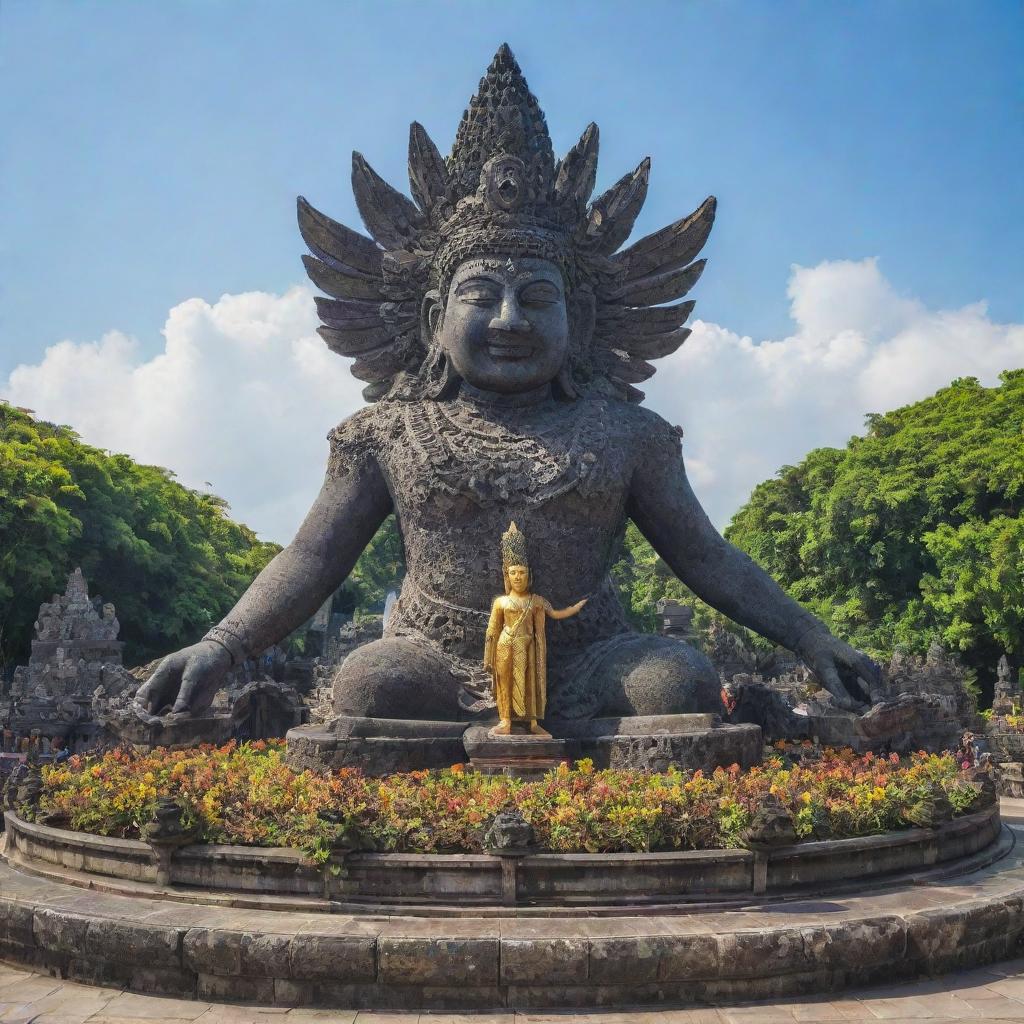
[327,403,403,449]
[326,403,404,477]
[605,400,684,457]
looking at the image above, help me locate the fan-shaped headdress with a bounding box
[299,43,715,402]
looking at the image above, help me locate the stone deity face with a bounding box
[429,256,569,394]
[506,564,530,595]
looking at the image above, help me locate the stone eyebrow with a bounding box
[454,275,502,290]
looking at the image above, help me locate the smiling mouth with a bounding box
[486,341,536,360]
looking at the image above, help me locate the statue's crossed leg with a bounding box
[332,633,722,724]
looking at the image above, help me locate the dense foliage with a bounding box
[35,740,981,860]
[0,404,279,668]
[725,372,1024,677]
[345,514,406,612]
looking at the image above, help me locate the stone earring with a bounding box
[422,343,458,400]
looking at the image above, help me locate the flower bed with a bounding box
[24,740,988,862]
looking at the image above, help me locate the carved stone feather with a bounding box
[608,261,705,307]
[613,197,716,281]
[408,122,449,213]
[318,324,398,357]
[616,328,692,360]
[351,152,425,250]
[314,296,387,331]
[301,255,384,302]
[296,197,383,275]
[583,159,650,255]
[554,122,599,205]
[597,300,695,336]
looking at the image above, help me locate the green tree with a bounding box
[725,371,1024,685]
[348,514,406,610]
[0,404,279,668]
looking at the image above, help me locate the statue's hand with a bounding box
[797,630,881,712]
[571,598,588,613]
[133,641,232,717]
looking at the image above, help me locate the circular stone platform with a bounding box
[1,806,1004,912]
[1,807,1022,1010]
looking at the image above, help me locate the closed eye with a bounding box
[519,281,561,306]
[455,279,501,306]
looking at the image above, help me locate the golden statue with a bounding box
[484,522,587,738]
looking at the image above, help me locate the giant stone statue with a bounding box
[136,46,878,741]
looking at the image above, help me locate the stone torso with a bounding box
[328,394,677,678]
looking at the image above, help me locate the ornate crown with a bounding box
[298,43,716,402]
[501,520,530,570]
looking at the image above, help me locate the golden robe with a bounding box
[484,594,553,722]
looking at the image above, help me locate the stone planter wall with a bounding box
[3,804,1002,911]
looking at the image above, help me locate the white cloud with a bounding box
[4,287,365,542]
[645,257,1024,527]
[4,259,1023,541]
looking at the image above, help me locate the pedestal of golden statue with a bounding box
[464,726,570,780]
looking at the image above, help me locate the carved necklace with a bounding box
[403,397,608,507]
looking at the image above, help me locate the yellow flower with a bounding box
[800,791,812,805]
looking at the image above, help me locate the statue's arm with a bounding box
[205,458,393,665]
[484,598,503,672]
[136,446,392,715]
[545,597,588,621]
[626,417,878,708]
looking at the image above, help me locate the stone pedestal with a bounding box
[287,716,469,774]
[286,712,762,776]
[464,728,570,779]
[552,714,763,773]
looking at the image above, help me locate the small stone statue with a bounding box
[142,796,197,885]
[484,522,586,737]
[741,794,797,849]
[142,796,194,845]
[483,807,536,852]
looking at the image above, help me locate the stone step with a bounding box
[3,829,1024,1010]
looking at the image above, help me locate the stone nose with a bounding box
[488,293,530,334]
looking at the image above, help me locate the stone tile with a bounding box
[350,1015,420,1024]
[418,1016,513,1024]
[0,966,35,984]
[196,973,275,1005]
[288,932,376,983]
[854,995,937,1018]
[499,937,588,985]
[656,1012,729,1024]
[377,935,498,986]
[954,992,1024,1016]
[79,1018,200,1024]
[720,1007,797,1023]
[0,977,64,1003]
[95,990,210,1020]
[280,1011,358,1023]
[191,1005,290,1022]
[3,984,119,1017]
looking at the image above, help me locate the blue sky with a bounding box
[2,0,1020,371]
[2,1,1022,541]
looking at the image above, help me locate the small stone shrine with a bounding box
[2,568,135,753]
